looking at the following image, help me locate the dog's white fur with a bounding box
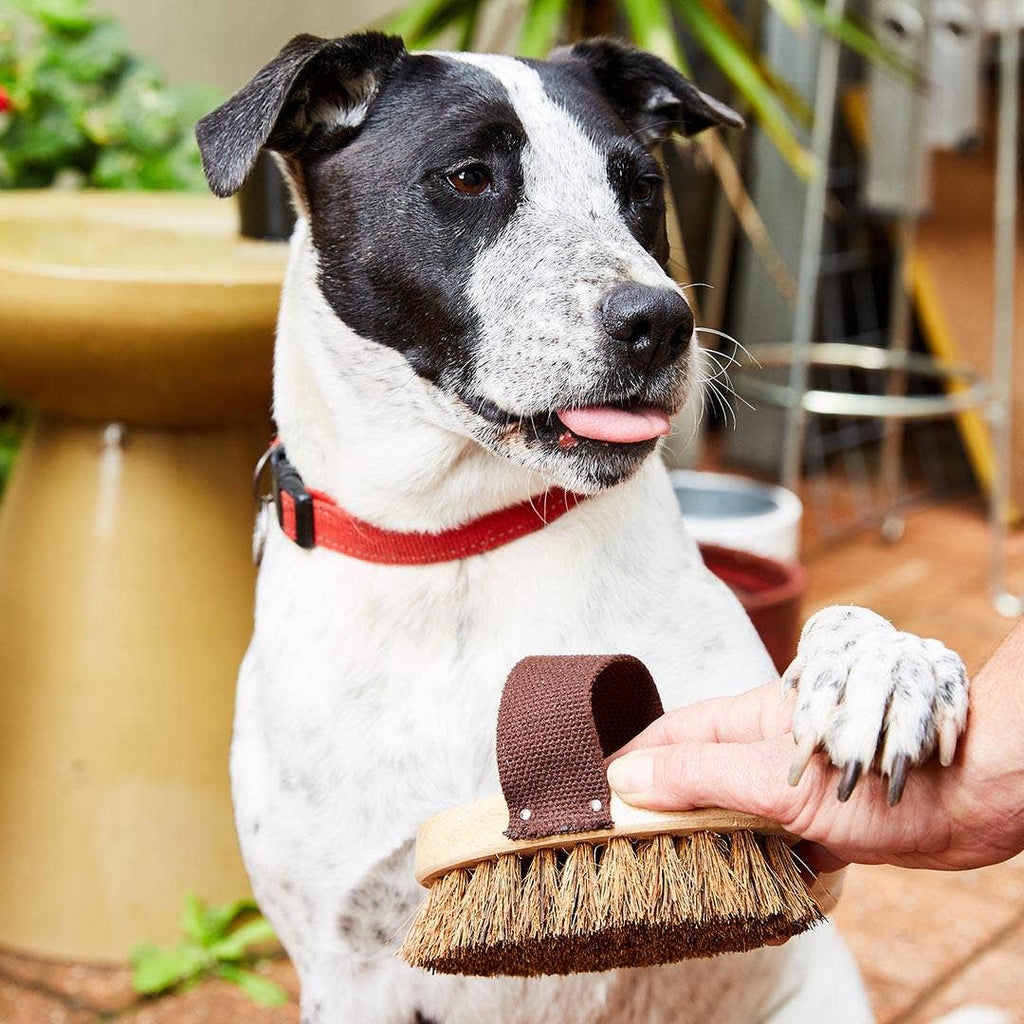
[237,221,864,1023]
[455,56,679,427]
[234,53,967,1024]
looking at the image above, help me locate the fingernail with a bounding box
[938,717,958,767]
[607,754,654,795]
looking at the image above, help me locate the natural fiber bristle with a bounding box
[554,843,600,936]
[398,865,470,967]
[596,836,646,928]
[764,834,826,928]
[488,853,526,946]
[729,830,782,920]
[639,833,693,927]
[519,847,558,941]
[400,829,826,977]
[680,832,738,923]
[450,857,495,950]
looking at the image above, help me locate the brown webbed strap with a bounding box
[497,655,665,841]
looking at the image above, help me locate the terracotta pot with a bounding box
[700,543,808,674]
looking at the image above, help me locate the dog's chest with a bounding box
[238,473,773,884]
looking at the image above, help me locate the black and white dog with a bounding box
[197,33,968,1023]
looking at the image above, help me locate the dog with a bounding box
[196,33,969,1023]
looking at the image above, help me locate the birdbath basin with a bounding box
[0,190,285,425]
[0,191,288,960]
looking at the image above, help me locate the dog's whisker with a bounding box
[697,345,742,370]
[696,351,740,384]
[694,326,761,368]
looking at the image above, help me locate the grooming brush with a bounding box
[399,654,835,977]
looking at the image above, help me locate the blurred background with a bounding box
[0,0,1022,1021]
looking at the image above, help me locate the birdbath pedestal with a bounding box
[0,191,287,960]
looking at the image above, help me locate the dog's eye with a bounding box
[446,164,492,196]
[629,175,661,205]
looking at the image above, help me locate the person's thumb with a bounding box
[606,737,802,824]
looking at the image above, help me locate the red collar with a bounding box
[262,443,587,566]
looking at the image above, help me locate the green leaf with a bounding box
[672,0,812,177]
[456,0,480,52]
[385,0,470,46]
[130,943,207,995]
[22,0,96,34]
[0,0,218,191]
[56,18,127,82]
[516,0,569,59]
[803,0,913,80]
[90,145,141,188]
[201,899,259,942]
[207,916,278,961]
[180,893,208,946]
[764,0,807,31]
[619,0,687,72]
[217,965,289,1008]
[695,2,812,127]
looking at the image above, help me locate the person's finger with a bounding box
[606,736,803,822]
[614,682,792,756]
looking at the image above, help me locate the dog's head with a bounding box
[197,33,741,491]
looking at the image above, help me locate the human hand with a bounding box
[606,621,1024,872]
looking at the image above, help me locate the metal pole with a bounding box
[878,0,932,541]
[990,20,1022,617]
[781,0,847,491]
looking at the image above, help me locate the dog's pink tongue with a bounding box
[556,406,671,443]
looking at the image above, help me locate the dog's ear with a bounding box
[196,32,406,198]
[553,38,743,148]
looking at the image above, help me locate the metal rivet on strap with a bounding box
[519,808,532,821]
[590,799,603,812]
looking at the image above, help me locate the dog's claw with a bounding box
[788,732,817,786]
[786,606,970,812]
[836,760,862,802]
[886,755,910,806]
[939,717,958,767]
[780,657,802,699]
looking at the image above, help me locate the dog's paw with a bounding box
[782,605,969,805]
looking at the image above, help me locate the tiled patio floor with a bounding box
[803,498,1024,1024]
[1,496,1021,1022]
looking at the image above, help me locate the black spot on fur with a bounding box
[336,841,419,965]
[306,54,527,384]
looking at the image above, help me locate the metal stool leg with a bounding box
[990,23,1022,618]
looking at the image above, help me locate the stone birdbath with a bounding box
[0,190,287,960]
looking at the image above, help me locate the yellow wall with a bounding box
[95,0,392,89]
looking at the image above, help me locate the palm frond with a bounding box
[386,0,477,47]
[518,0,572,58]
[672,0,812,177]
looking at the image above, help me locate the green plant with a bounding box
[0,401,26,496]
[131,894,288,1009]
[387,0,900,177]
[0,0,220,189]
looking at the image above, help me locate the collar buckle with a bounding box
[269,445,315,549]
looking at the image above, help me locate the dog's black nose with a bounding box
[600,283,694,373]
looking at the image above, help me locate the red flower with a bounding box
[0,86,10,114]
